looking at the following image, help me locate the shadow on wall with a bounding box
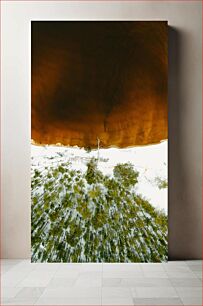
[168,27,202,259]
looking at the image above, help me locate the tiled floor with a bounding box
[1,260,202,305]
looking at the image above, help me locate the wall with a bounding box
[1,1,202,259]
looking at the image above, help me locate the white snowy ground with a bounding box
[31,141,168,213]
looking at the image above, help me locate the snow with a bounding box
[31,141,167,213]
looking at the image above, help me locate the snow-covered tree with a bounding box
[31,157,167,262]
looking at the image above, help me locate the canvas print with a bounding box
[31,21,168,262]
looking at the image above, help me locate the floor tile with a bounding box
[2,271,33,287]
[123,277,172,287]
[54,269,80,278]
[2,265,15,274]
[32,263,60,272]
[2,287,22,299]
[79,263,103,272]
[164,265,192,272]
[103,270,144,279]
[142,271,169,278]
[102,263,141,271]
[3,296,38,305]
[186,260,202,266]
[47,277,76,288]
[175,287,202,298]
[41,286,101,298]
[102,278,123,287]
[17,271,55,287]
[35,297,102,305]
[180,296,202,305]
[188,264,202,272]
[15,287,45,298]
[141,263,165,272]
[169,277,202,287]
[1,299,10,305]
[75,276,102,287]
[166,271,197,278]
[57,263,102,272]
[134,286,178,298]
[133,297,183,305]
[102,286,132,298]
[193,271,202,279]
[78,271,102,279]
[102,297,134,305]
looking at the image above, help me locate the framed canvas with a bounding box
[31,21,168,262]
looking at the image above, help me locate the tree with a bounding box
[85,158,103,184]
[113,162,139,187]
[155,176,168,189]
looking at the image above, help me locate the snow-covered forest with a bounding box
[31,142,168,262]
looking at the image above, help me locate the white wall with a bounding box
[1,1,202,259]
